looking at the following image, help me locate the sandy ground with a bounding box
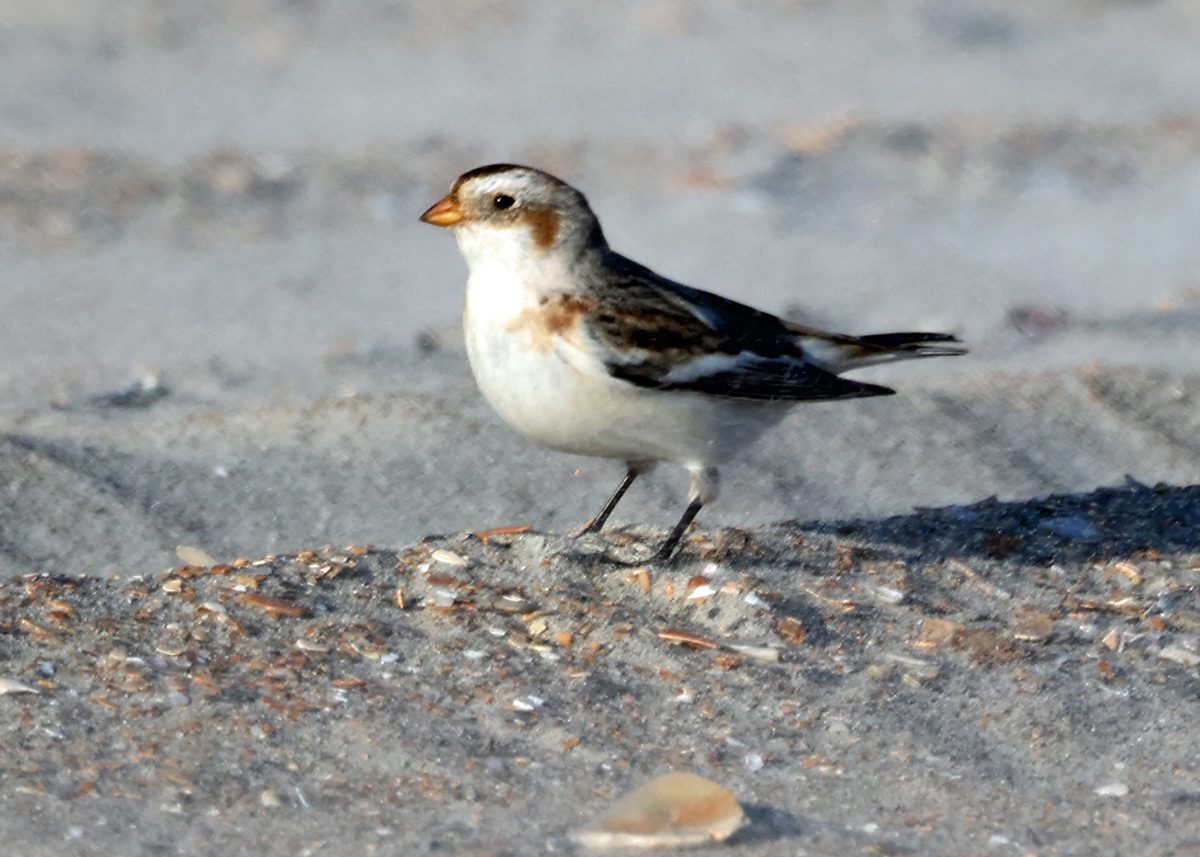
[2,2,1199,855]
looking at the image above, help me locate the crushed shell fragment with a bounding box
[658,628,718,650]
[175,545,216,567]
[1158,645,1200,667]
[431,549,468,567]
[237,593,306,618]
[572,771,746,849]
[0,677,41,695]
[725,643,781,662]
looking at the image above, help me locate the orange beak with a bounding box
[419,194,466,227]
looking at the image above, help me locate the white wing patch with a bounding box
[663,351,786,384]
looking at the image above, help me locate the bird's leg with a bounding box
[651,497,704,563]
[651,465,719,563]
[573,462,647,537]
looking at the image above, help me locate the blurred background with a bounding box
[1,0,1198,573]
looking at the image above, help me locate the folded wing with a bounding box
[580,253,928,402]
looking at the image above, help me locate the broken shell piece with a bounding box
[494,592,532,613]
[742,591,770,610]
[1158,645,1200,667]
[625,568,652,594]
[863,584,906,605]
[658,628,718,650]
[915,617,963,649]
[176,545,216,567]
[725,643,781,663]
[0,677,41,695]
[430,549,468,568]
[1101,628,1123,652]
[511,695,544,712]
[1012,610,1055,642]
[471,523,532,544]
[294,638,330,653]
[237,592,306,618]
[572,771,746,849]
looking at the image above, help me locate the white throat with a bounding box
[455,223,572,305]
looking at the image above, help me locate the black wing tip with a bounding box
[857,331,965,349]
[857,382,897,398]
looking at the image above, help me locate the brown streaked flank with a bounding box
[505,293,596,352]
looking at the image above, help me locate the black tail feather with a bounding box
[857,331,966,357]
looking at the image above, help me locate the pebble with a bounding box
[1094,782,1129,797]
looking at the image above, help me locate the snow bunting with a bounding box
[420,164,964,562]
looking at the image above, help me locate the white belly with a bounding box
[462,272,786,468]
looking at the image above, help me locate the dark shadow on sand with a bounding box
[801,480,1200,566]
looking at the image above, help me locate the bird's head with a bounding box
[420,164,605,271]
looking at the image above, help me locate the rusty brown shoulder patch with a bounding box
[521,208,561,250]
[506,294,596,352]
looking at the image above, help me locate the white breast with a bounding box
[456,226,787,469]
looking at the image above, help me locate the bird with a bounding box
[420,164,964,563]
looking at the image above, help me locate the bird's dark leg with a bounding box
[650,465,718,563]
[651,497,704,563]
[573,462,646,537]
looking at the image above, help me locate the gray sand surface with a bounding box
[2,2,1199,854]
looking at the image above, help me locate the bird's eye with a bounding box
[493,194,516,210]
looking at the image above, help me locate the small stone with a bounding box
[571,771,746,849]
[1094,782,1129,797]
